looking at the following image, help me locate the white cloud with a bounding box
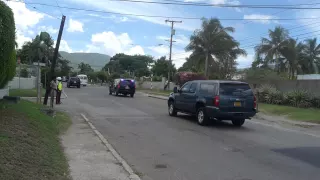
[67,19,84,32]
[16,31,32,49]
[86,31,144,56]
[243,14,277,24]
[236,53,254,69]
[59,40,73,53]
[38,26,59,34]
[156,34,189,46]
[148,45,169,55]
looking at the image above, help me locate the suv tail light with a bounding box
[214,96,220,107]
[254,96,257,109]
[117,83,120,89]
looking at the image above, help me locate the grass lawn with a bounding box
[0,100,72,180]
[137,88,171,96]
[9,88,46,97]
[259,103,320,123]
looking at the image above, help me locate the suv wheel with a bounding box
[168,101,177,116]
[115,91,119,96]
[109,90,112,95]
[130,93,134,98]
[232,119,245,127]
[197,107,209,126]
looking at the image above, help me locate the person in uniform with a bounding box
[56,77,63,104]
[50,76,57,108]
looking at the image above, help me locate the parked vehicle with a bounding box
[109,78,136,97]
[77,74,88,86]
[167,80,257,127]
[67,77,81,88]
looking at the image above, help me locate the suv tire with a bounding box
[115,91,119,96]
[130,93,134,98]
[197,107,209,126]
[109,90,112,95]
[232,119,245,127]
[168,101,177,116]
[77,85,80,88]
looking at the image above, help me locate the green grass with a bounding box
[259,103,320,123]
[0,100,72,180]
[137,88,171,96]
[9,88,46,97]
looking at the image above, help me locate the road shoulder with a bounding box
[61,113,140,180]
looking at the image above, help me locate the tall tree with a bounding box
[255,26,289,73]
[300,38,320,74]
[185,18,246,78]
[151,56,176,77]
[78,62,94,74]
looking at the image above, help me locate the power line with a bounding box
[26,4,61,20]
[107,0,320,9]
[9,1,320,21]
[54,0,64,16]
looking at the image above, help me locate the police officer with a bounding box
[56,77,63,104]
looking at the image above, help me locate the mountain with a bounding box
[59,51,111,71]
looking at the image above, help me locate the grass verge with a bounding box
[259,103,320,123]
[9,88,46,97]
[137,88,171,96]
[0,100,72,180]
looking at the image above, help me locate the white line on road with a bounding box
[80,113,141,180]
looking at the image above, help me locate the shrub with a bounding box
[256,84,277,103]
[0,2,16,88]
[310,96,320,108]
[174,72,207,86]
[265,88,284,105]
[152,76,162,82]
[284,90,312,108]
[20,67,29,78]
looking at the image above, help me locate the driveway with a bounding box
[61,85,320,180]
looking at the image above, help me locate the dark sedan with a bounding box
[67,77,81,88]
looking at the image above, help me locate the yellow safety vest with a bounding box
[58,82,62,91]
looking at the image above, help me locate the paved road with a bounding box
[62,86,320,180]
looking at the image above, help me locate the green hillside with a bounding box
[59,51,111,71]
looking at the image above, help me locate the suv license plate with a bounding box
[234,102,241,107]
[74,81,76,83]
[125,86,129,89]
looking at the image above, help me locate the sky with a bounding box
[5,0,320,69]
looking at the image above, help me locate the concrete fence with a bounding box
[7,77,37,89]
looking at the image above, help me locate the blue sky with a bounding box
[6,0,320,69]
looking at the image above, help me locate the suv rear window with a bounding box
[199,83,217,94]
[219,83,253,96]
[120,79,135,86]
[70,77,79,81]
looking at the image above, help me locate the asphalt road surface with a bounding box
[62,86,320,180]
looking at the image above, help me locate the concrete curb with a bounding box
[147,94,168,100]
[80,114,141,180]
[21,97,66,99]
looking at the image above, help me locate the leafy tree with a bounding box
[103,53,153,77]
[255,26,289,73]
[185,18,246,78]
[56,59,72,77]
[96,71,109,85]
[20,68,29,78]
[0,1,16,88]
[78,62,94,74]
[87,72,97,83]
[151,56,176,78]
[300,38,320,74]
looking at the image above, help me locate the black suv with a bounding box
[168,80,257,127]
[109,78,136,97]
[67,77,81,88]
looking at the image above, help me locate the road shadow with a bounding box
[273,147,320,168]
[176,113,254,132]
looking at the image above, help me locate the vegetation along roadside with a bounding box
[0,100,72,180]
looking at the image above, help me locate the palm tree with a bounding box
[186,18,246,78]
[279,38,304,79]
[300,38,320,74]
[255,26,289,73]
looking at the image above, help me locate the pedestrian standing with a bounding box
[56,77,63,104]
[50,76,57,108]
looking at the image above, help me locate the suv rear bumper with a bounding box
[205,106,256,119]
[117,89,135,94]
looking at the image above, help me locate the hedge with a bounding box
[0,1,16,88]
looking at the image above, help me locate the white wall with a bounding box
[7,77,36,89]
[297,74,320,80]
[139,81,176,90]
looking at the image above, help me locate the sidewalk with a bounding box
[61,113,140,180]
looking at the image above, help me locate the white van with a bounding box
[77,74,88,86]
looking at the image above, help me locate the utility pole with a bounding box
[43,15,66,105]
[165,19,182,90]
